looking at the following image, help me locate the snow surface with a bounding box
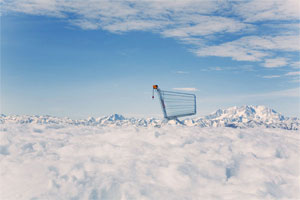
[1,106,299,199]
[1,123,299,200]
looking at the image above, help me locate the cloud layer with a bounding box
[2,0,300,68]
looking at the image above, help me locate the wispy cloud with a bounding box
[209,67,223,71]
[285,71,300,83]
[201,66,241,72]
[173,88,198,92]
[261,71,300,79]
[290,61,300,68]
[234,0,299,22]
[161,15,252,38]
[262,75,280,79]
[2,0,299,69]
[263,58,288,68]
[285,71,300,76]
[195,35,299,62]
[175,71,189,74]
[261,71,299,80]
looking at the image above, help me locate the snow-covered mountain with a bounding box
[205,105,285,121]
[195,105,299,130]
[1,105,299,130]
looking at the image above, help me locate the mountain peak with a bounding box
[1,106,298,130]
[205,105,285,121]
[105,114,126,121]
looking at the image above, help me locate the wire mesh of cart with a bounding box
[152,85,196,121]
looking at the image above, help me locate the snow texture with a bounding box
[0,124,299,200]
[0,105,299,199]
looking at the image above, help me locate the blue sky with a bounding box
[1,0,299,118]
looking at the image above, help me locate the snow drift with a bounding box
[0,105,299,199]
[1,125,299,199]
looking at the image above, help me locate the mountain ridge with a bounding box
[1,105,299,130]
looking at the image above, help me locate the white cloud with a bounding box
[261,71,299,80]
[195,35,300,62]
[262,75,280,79]
[201,66,243,72]
[2,0,299,67]
[285,71,300,76]
[70,19,100,30]
[161,16,251,38]
[210,67,223,71]
[175,71,189,74]
[195,41,269,61]
[234,0,300,22]
[263,58,288,68]
[173,88,198,92]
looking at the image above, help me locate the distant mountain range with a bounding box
[1,105,299,130]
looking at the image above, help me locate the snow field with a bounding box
[0,124,299,200]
